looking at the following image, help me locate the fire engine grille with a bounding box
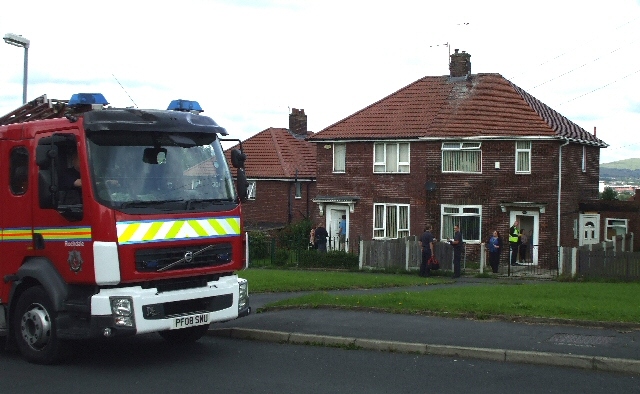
[142,294,233,320]
[135,243,233,272]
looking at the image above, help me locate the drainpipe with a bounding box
[557,139,570,254]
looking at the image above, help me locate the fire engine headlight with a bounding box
[238,280,249,311]
[110,297,133,316]
[110,297,135,327]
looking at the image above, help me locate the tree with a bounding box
[600,187,618,200]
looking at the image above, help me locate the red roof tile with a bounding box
[309,73,607,147]
[226,127,316,179]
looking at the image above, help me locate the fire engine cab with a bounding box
[0,94,250,364]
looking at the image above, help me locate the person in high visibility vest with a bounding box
[508,220,521,266]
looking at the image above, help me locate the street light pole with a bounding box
[3,33,30,104]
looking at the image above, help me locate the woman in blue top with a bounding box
[487,230,503,273]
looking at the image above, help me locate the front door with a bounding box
[509,210,539,265]
[326,205,348,251]
[579,214,600,246]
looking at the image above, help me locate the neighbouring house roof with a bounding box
[307,73,607,147]
[226,127,316,179]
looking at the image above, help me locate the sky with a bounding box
[1,0,639,164]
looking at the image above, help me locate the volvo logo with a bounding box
[184,251,194,263]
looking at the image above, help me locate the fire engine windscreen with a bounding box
[86,132,237,211]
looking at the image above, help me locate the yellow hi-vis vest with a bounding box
[509,227,520,243]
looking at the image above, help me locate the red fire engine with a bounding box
[0,94,250,364]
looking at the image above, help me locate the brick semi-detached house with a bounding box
[225,109,316,231]
[307,50,608,267]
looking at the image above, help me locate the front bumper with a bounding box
[58,275,249,339]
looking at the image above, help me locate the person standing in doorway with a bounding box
[508,220,521,266]
[448,224,463,278]
[519,229,529,264]
[338,215,346,251]
[419,225,435,277]
[486,230,502,273]
[314,223,328,253]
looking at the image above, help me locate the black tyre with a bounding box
[158,323,210,344]
[13,286,65,364]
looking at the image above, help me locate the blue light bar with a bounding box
[167,99,203,113]
[68,93,109,107]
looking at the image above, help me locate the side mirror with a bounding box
[231,149,246,169]
[236,168,249,202]
[143,147,167,164]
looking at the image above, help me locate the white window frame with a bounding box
[440,204,482,243]
[441,142,482,173]
[515,141,531,174]
[582,145,586,172]
[373,142,410,173]
[247,180,256,200]
[333,143,346,173]
[295,181,302,199]
[605,218,627,240]
[373,203,410,239]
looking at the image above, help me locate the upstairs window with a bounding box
[515,141,531,174]
[333,143,346,173]
[373,142,410,173]
[295,181,302,199]
[442,142,481,173]
[582,146,586,172]
[373,203,409,238]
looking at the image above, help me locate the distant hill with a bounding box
[601,158,640,170]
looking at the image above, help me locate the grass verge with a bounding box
[240,268,448,293]
[265,282,640,324]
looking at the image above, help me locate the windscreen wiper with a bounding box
[185,198,233,210]
[120,199,184,209]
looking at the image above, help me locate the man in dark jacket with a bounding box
[419,225,435,277]
[448,225,463,278]
[314,223,328,253]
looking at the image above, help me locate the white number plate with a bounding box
[172,313,209,330]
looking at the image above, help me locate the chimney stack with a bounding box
[449,49,471,78]
[289,108,308,136]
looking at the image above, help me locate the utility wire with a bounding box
[558,68,640,106]
[532,39,635,89]
[508,16,640,82]
[112,74,138,108]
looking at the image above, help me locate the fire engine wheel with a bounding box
[13,286,65,364]
[158,324,210,344]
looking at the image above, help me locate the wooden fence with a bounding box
[359,236,456,271]
[559,234,640,279]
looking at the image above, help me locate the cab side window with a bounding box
[10,147,29,195]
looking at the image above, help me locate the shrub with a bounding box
[248,231,271,260]
[273,249,290,266]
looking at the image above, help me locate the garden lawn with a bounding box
[240,268,447,293]
[266,282,640,323]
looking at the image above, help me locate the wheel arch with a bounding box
[8,257,69,321]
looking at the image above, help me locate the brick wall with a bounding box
[314,140,601,266]
[243,179,316,229]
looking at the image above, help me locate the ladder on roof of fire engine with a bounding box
[0,94,69,126]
